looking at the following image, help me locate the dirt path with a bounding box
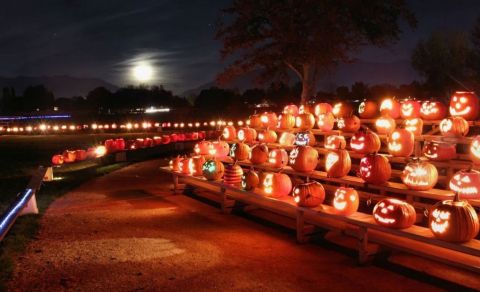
[8,159,440,291]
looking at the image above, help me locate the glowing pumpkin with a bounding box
[314,103,333,116]
[258,129,277,143]
[180,158,192,174]
[224,164,244,187]
[278,114,296,129]
[449,169,480,200]
[104,139,116,153]
[373,198,416,229]
[249,114,262,128]
[375,116,396,135]
[400,100,421,119]
[401,160,438,191]
[337,115,360,132]
[283,104,299,116]
[202,159,225,180]
[260,172,292,198]
[317,112,335,131]
[439,117,469,137]
[333,187,359,216]
[75,150,87,161]
[237,127,257,142]
[423,141,456,161]
[260,112,278,128]
[51,155,64,165]
[188,155,206,176]
[268,149,289,168]
[358,100,378,119]
[387,129,414,157]
[429,193,479,242]
[222,126,237,141]
[292,181,325,208]
[332,102,353,118]
[63,150,76,163]
[295,131,316,146]
[230,142,251,161]
[250,144,269,165]
[380,98,401,119]
[420,101,447,120]
[325,150,351,178]
[194,141,213,156]
[289,146,319,172]
[169,156,184,172]
[325,135,346,150]
[449,91,479,120]
[359,154,391,185]
[278,132,296,146]
[242,169,259,190]
[296,113,315,130]
[299,104,311,114]
[210,140,230,158]
[470,135,480,164]
[350,129,381,154]
[403,118,423,136]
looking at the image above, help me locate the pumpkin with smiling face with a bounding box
[237,127,257,143]
[289,146,319,172]
[294,131,316,146]
[333,187,359,216]
[401,160,438,191]
[380,98,401,119]
[325,135,346,150]
[373,198,416,229]
[387,129,414,157]
[449,91,479,120]
[375,116,396,135]
[292,181,325,208]
[325,150,351,178]
[449,169,480,200]
[358,100,378,119]
[268,148,289,168]
[403,118,423,136]
[439,116,469,137]
[296,113,316,130]
[337,115,361,132]
[222,126,237,141]
[350,128,381,154]
[422,141,456,161]
[420,101,447,120]
[400,100,421,119]
[359,154,391,185]
[470,135,480,164]
[429,194,479,242]
[317,112,335,131]
[250,144,269,165]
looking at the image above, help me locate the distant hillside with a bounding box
[0,75,118,98]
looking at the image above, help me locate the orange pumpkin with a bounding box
[423,141,456,161]
[224,164,244,186]
[250,144,269,165]
[403,118,423,136]
[189,155,206,176]
[260,172,292,198]
[439,117,469,137]
[194,141,213,156]
[375,116,396,135]
[470,135,480,164]
[350,129,381,154]
[258,129,277,143]
[387,129,414,157]
[359,154,391,185]
[222,126,237,141]
[289,146,319,172]
[292,181,325,207]
[169,156,184,172]
[317,112,335,131]
[283,104,299,116]
[332,102,353,118]
[237,127,257,142]
[333,187,359,216]
[337,115,360,132]
[268,148,289,168]
[180,158,192,174]
[278,114,296,129]
[260,112,278,128]
[210,140,230,158]
[420,101,447,120]
[230,142,251,161]
[401,160,438,191]
[202,159,225,180]
[373,198,416,229]
[242,169,259,190]
[51,154,64,165]
[358,100,378,119]
[325,150,351,178]
[249,114,262,128]
[314,103,333,116]
[325,135,346,150]
[379,98,401,119]
[294,131,316,146]
[449,169,480,200]
[295,113,315,130]
[63,150,76,163]
[278,132,296,146]
[75,149,87,161]
[400,100,421,118]
[449,91,479,120]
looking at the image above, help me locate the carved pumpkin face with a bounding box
[261,172,292,198]
[403,118,423,136]
[401,160,438,191]
[470,136,480,164]
[237,127,257,142]
[260,112,278,128]
[289,146,319,172]
[358,100,378,119]
[222,126,236,141]
[337,115,360,132]
[268,149,289,168]
[314,103,333,116]
[296,113,316,130]
[292,181,325,208]
[420,101,447,120]
[359,154,392,185]
[188,156,206,176]
[373,198,416,229]
[295,131,316,146]
[350,130,381,154]
[400,100,421,118]
[169,156,183,172]
[325,150,351,178]
[449,91,479,120]
[279,132,296,146]
[380,98,401,119]
[317,112,335,131]
[333,187,359,216]
[325,135,346,150]
[449,169,480,200]
[283,104,299,116]
[202,159,225,180]
[387,129,414,157]
[423,141,456,161]
[375,116,396,135]
[439,117,469,137]
[241,170,259,190]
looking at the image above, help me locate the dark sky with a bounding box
[0,0,479,94]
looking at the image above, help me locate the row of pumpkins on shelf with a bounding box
[169,155,479,243]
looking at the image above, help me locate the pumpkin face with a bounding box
[294,131,316,146]
[333,187,359,216]
[278,132,296,146]
[258,129,277,143]
[449,169,480,200]
[380,98,401,119]
[222,126,237,141]
[278,114,296,129]
[188,156,206,176]
[230,142,251,161]
[325,150,351,178]
[401,160,438,191]
[358,100,378,119]
[202,159,225,180]
[242,169,259,190]
[237,127,257,142]
[420,101,447,120]
[439,117,469,137]
[470,136,480,164]
[325,135,346,150]
[260,112,278,128]
[194,141,213,156]
[373,199,416,229]
[268,149,289,168]
[403,118,423,136]
[250,144,269,165]
[375,116,396,135]
[63,150,76,163]
[429,196,479,242]
[51,154,64,165]
[283,104,299,116]
[337,115,360,132]
[289,146,319,172]
[260,172,292,198]
[332,102,353,118]
[423,141,456,161]
[210,141,230,158]
[249,114,262,128]
[387,129,414,157]
[224,164,244,186]
[296,113,315,130]
[314,103,333,116]
[359,154,392,185]
[449,91,479,120]
[317,112,335,131]
[400,100,421,118]
[169,156,184,172]
[292,181,325,208]
[350,130,381,154]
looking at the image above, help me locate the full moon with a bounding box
[132,64,154,82]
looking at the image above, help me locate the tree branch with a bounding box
[285,62,303,80]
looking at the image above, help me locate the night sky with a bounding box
[0,0,479,94]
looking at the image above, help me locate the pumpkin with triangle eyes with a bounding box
[423,141,456,161]
[449,169,480,200]
[449,91,479,120]
[400,100,421,118]
[373,198,416,229]
[332,187,359,216]
[403,118,423,136]
[292,181,325,208]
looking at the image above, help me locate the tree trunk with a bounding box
[301,64,317,104]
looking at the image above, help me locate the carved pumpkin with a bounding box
[104,139,116,153]
[400,100,421,118]
[296,113,315,130]
[387,129,414,157]
[180,158,192,174]
[403,118,423,136]
[260,112,278,128]
[63,150,76,163]
[230,142,251,161]
[379,98,401,119]
[420,101,447,120]
[194,141,213,156]
[169,156,183,172]
[268,149,289,168]
[423,141,456,161]
[278,132,296,146]
[202,159,225,180]
[153,136,162,145]
[224,164,244,186]
[359,154,392,185]
[375,116,396,135]
[250,144,269,165]
[75,150,87,161]
[210,140,230,158]
[51,154,64,165]
[317,112,335,131]
[350,129,381,154]
[337,115,361,132]
[333,187,359,216]
[289,146,319,172]
[429,193,479,242]
[237,127,257,142]
[292,181,325,207]
[449,169,480,200]
[249,114,262,128]
[325,135,346,150]
[294,131,316,146]
[222,126,237,141]
[260,172,292,198]
[242,169,259,190]
[325,150,351,178]
[373,198,416,229]
[401,160,438,191]
[358,100,378,119]
[278,114,296,129]
[283,104,299,116]
[189,155,206,176]
[449,91,479,120]
[470,136,480,164]
[314,103,333,116]
[439,117,469,137]
[299,104,311,114]
[258,129,277,143]
[332,102,353,118]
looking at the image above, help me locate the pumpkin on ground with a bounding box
[401,159,438,191]
[359,154,392,185]
[289,146,319,172]
[260,172,292,198]
[292,181,325,207]
[373,198,416,229]
[250,144,269,165]
[333,187,359,216]
[325,150,351,178]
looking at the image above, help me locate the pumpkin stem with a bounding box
[453,192,460,202]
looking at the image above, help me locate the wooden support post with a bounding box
[296,209,308,243]
[358,226,369,264]
[414,141,422,157]
[220,187,234,214]
[172,174,179,193]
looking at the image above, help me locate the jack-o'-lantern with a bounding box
[230,142,251,161]
[209,140,230,158]
[470,136,480,164]
[373,198,416,229]
[359,154,392,185]
[325,150,351,178]
[260,172,292,198]
[358,100,378,119]
[429,193,479,242]
[202,159,225,180]
[299,104,311,114]
[224,163,244,186]
[387,129,414,157]
[440,117,469,137]
[403,118,423,136]
[194,141,213,156]
[249,114,262,128]
[420,101,447,120]
[423,141,456,161]
[380,98,401,119]
[242,169,259,190]
[250,144,269,165]
[268,149,289,168]
[400,100,421,119]
[279,132,296,146]
[222,126,236,141]
[188,155,206,176]
[278,114,296,129]
[283,104,299,116]
[350,128,381,154]
[260,112,278,128]
[314,103,333,116]
[63,150,76,163]
[449,91,479,120]
[169,156,183,172]
[104,139,117,153]
[337,115,361,132]
[153,136,162,146]
[449,169,480,200]
[333,187,359,216]
[401,159,438,191]
[325,135,346,150]
[258,129,277,143]
[51,154,64,165]
[317,112,335,132]
[237,127,257,142]
[75,150,87,161]
[162,135,171,144]
[375,116,396,135]
[292,181,325,207]
[180,158,192,174]
[296,113,315,130]
[332,102,353,118]
[289,146,319,172]
[295,131,316,146]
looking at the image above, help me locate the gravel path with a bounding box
[8,159,439,291]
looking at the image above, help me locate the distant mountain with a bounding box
[0,75,118,98]
[181,60,419,97]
